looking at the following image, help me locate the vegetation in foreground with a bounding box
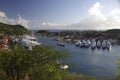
[1,22,120,80]
[0,45,97,80]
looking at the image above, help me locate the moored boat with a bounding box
[20,35,41,48]
[75,40,81,47]
[97,40,101,49]
[57,42,65,47]
[102,41,106,49]
[84,40,91,48]
[80,40,86,48]
[60,64,69,69]
[106,41,111,49]
[91,40,96,49]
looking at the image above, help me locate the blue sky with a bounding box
[0,0,120,30]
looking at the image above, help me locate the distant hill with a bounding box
[0,22,28,35]
[36,29,120,39]
[104,29,120,39]
[105,29,120,34]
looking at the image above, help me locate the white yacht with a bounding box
[80,40,86,47]
[85,40,91,47]
[97,41,101,48]
[20,35,41,47]
[102,41,106,49]
[106,41,111,49]
[91,40,96,49]
[75,40,81,46]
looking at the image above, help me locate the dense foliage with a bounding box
[104,29,120,39]
[0,22,28,35]
[0,46,97,80]
[112,60,120,80]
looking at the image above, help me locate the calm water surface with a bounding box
[38,36,120,78]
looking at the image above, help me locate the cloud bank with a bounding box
[0,2,120,30]
[36,2,120,30]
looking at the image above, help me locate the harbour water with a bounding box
[38,36,120,79]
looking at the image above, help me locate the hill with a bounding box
[0,22,28,35]
[104,29,120,39]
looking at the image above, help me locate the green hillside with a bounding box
[0,22,28,35]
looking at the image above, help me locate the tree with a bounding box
[0,45,98,80]
[0,46,69,80]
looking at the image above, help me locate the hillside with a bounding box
[0,22,28,35]
[104,29,120,38]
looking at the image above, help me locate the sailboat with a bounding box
[57,31,65,47]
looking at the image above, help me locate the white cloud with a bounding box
[1,2,120,30]
[36,1,120,30]
[109,8,120,21]
[88,2,105,20]
[42,22,59,27]
[0,11,7,18]
[0,11,29,29]
[0,12,17,25]
[68,2,120,30]
[40,22,66,30]
[17,15,29,29]
[36,2,120,30]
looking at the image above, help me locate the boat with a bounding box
[91,40,96,49]
[84,40,91,47]
[102,41,106,49]
[75,40,81,47]
[96,40,101,48]
[55,37,62,41]
[57,36,65,47]
[65,39,71,43]
[56,31,65,47]
[106,41,111,49]
[80,40,86,48]
[21,35,38,42]
[60,65,69,69]
[20,35,41,47]
[57,42,65,47]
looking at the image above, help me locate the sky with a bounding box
[0,0,120,30]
